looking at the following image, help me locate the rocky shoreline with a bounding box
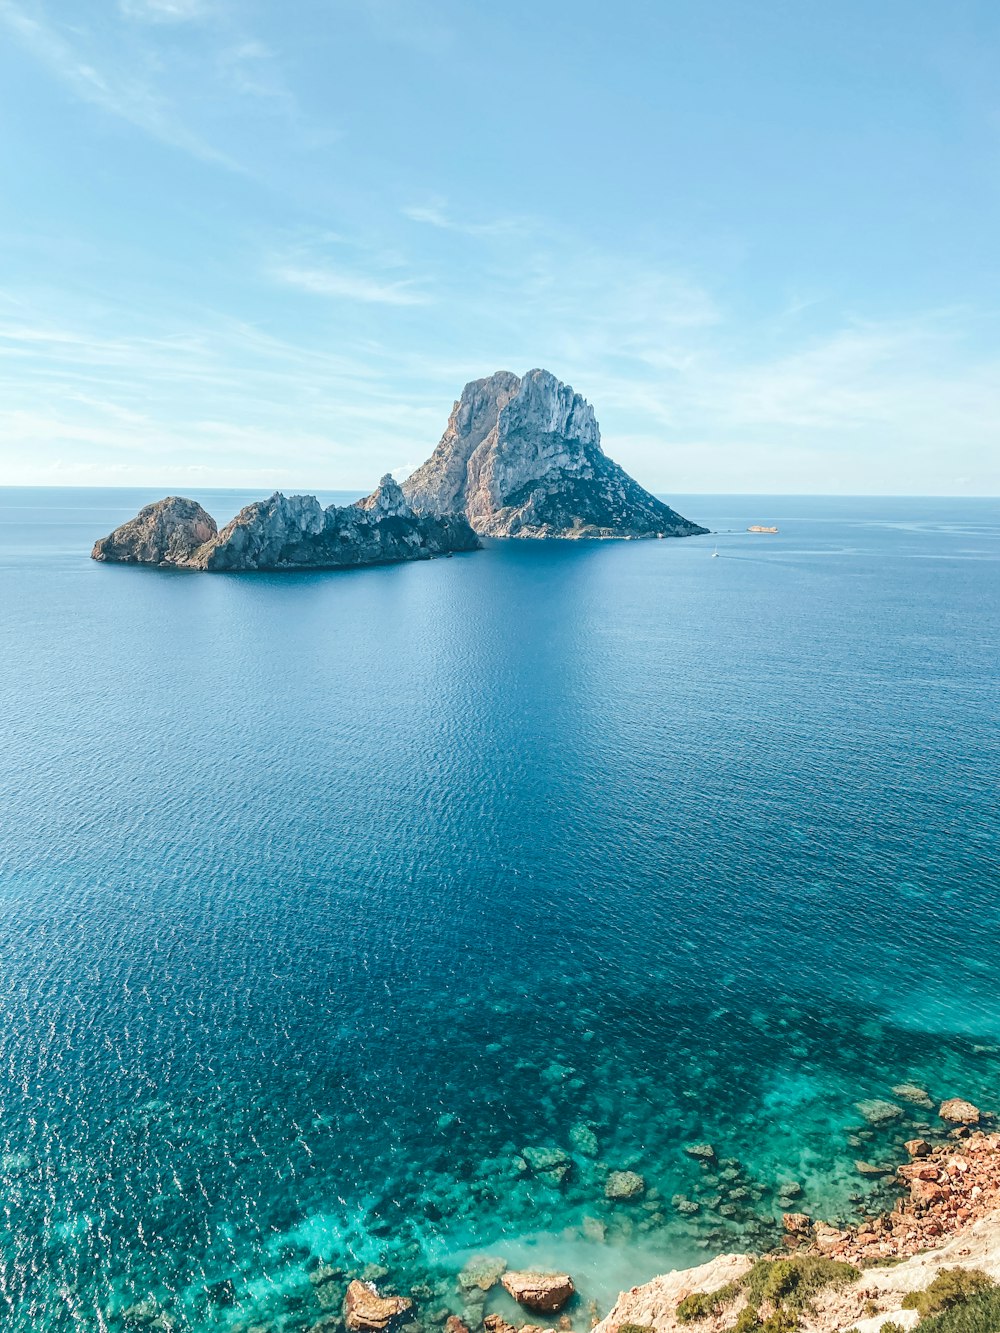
[256,1095,1000,1333]
[597,1105,1000,1333]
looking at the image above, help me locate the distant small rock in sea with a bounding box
[402,368,707,539]
[91,474,480,572]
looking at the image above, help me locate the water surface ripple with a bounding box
[0,491,998,1331]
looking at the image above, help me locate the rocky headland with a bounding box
[596,1109,1000,1333]
[305,1097,1000,1333]
[402,369,706,540]
[91,475,480,572]
[109,1092,1000,1333]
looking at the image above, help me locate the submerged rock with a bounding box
[457,1257,507,1293]
[312,1263,347,1311]
[500,1271,574,1313]
[402,369,706,540]
[854,1160,891,1177]
[120,1298,172,1329]
[776,1181,803,1199]
[92,476,480,573]
[605,1170,645,1200]
[893,1083,935,1110]
[344,1280,413,1332]
[684,1143,717,1162]
[855,1099,904,1126]
[522,1146,571,1185]
[569,1123,599,1157]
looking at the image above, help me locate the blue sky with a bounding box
[1,0,998,494]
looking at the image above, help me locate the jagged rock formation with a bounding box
[91,476,480,572]
[91,496,218,566]
[403,369,706,539]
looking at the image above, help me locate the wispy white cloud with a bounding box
[402,197,533,238]
[2,204,999,494]
[272,263,432,306]
[0,0,240,167]
[119,0,210,21]
[216,38,302,110]
[0,298,451,487]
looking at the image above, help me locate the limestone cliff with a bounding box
[403,369,706,539]
[595,1127,1000,1333]
[91,475,480,572]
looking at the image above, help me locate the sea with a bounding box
[0,489,998,1333]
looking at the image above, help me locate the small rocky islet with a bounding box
[90,370,705,571]
[91,475,480,572]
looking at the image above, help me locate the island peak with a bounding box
[402,368,706,539]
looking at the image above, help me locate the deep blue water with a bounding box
[1,489,998,1333]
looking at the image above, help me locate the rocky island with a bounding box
[403,369,706,539]
[91,475,480,572]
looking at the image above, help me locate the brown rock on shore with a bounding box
[344,1280,413,1332]
[483,1316,517,1333]
[939,1098,983,1124]
[501,1271,575,1313]
[905,1138,932,1157]
[801,1129,1000,1266]
[593,1122,1000,1333]
[485,1318,556,1333]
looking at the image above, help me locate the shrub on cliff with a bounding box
[677,1287,740,1321]
[743,1256,859,1312]
[916,1286,1000,1333]
[676,1256,859,1328]
[901,1268,995,1319]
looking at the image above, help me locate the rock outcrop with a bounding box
[592,1127,1000,1333]
[594,1253,754,1333]
[402,369,706,539]
[91,496,218,566]
[939,1098,982,1125]
[500,1271,575,1312]
[343,1280,412,1332]
[92,475,480,572]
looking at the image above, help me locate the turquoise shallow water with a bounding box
[0,490,998,1332]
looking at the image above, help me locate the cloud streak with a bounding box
[118,0,210,21]
[272,264,432,306]
[402,198,533,239]
[0,0,242,167]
